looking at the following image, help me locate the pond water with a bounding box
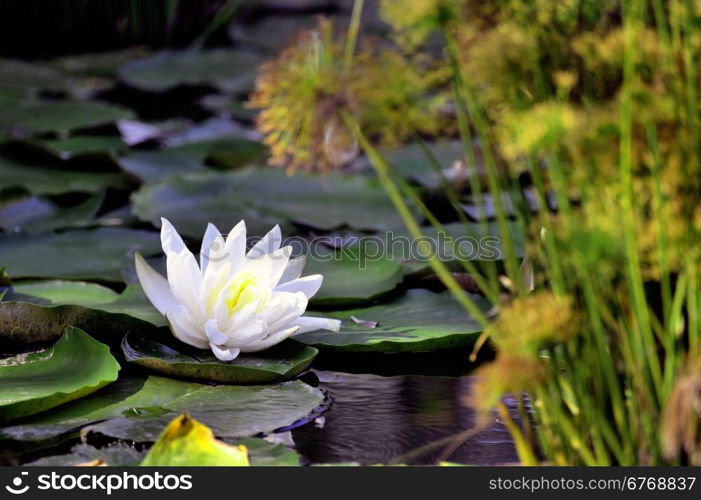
[292,369,519,465]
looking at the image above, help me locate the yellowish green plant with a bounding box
[252,0,701,464]
[249,18,448,171]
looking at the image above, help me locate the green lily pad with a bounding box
[131,170,285,239]
[297,289,491,352]
[132,167,408,239]
[379,221,527,274]
[7,280,119,306]
[0,327,120,423]
[0,227,161,282]
[305,244,404,306]
[122,331,318,384]
[0,192,103,233]
[0,100,135,136]
[116,148,206,183]
[358,141,467,190]
[141,414,250,466]
[0,60,80,95]
[0,281,166,346]
[52,49,152,79]
[231,437,300,466]
[0,155,128,195]
[118,49,261,92]
[183,137,268,170]
[0,376,324,442]
[28,136,125,160]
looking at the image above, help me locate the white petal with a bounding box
[160,217,187,255]
[134,252,178,315]
[293,316,342,334]
[209,343,240,361]
[274,274,323,299]
[204,319,228,345]
[242,246,292,287]
[200,223,222,273]
[200,229,229,305]
[260,291,308,332]
[167,305,209,349]
[279,255,306,285]
[247,225,281,258]
[167,249,203,317]
[225,220,247,274]
[241,326,300,352]
[223,300,269,344]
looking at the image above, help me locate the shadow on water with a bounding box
[292,370,519,466]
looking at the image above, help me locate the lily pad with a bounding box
[122,331,318,384]
[116,148,206,183]
[0,192,103,233]
[231,437,300,466]
[0,155,128,195]
[0,327,120,423]
[0,281,166,346]
[0,227,161,282]
[0,60,80,95]
[28,136,125,160]
[305,244,404,306]
[378,221,527,274]
[358,141,468,190]
[297,289,491,352]
[118,49,261,92]
[141,414,250,466]
[132,167,408,239]
[0,376,325,442]
[0,100,135,136]
[131,170,285,239]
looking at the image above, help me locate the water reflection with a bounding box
[292,371,518,465]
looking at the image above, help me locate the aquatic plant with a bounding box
[249,18,448,171]
[135,218,340,361]
[249,0,701,464]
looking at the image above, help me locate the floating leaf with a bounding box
[231,437,300,466]
[297,289,491,352]
[141,414,250,466]
[131,167,409,239]
[358,141,467,189]
[0,156,128,195]
[0,60,80,94]
[122,331,318,384]
[26,136,125,160]
[0,328,120,423]
[0,376,324,442]
[116,148,206,183]
[0,193,103,233]
[0,228,161,282]
[305,245,404,306]
[118,50,261,92]
[376,221,527,274]
[0,100,135,136]
[0,281,165,346]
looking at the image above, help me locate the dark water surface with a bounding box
[292,370,519,465]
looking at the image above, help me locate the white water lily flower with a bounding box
[134,218,341,361]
